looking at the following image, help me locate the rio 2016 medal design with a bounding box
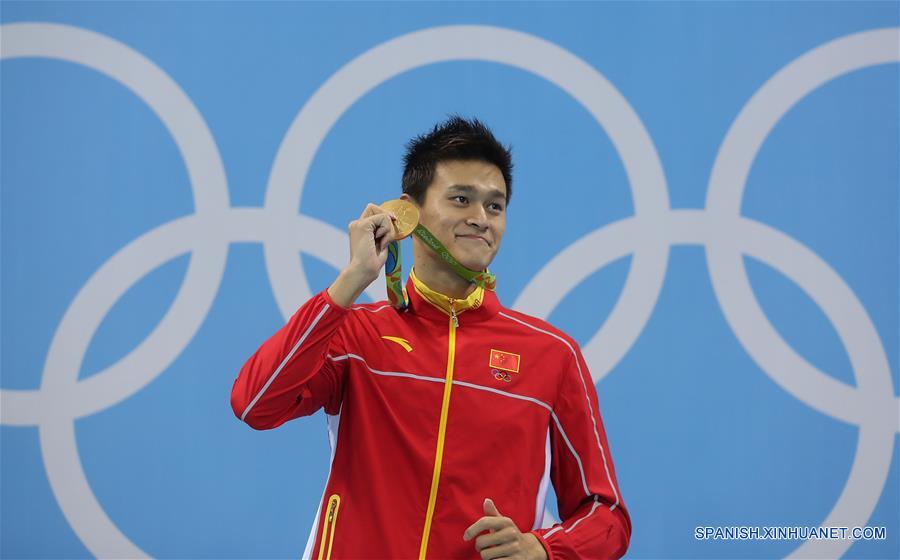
[380,199,419,239]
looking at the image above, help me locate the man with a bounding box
[231,116,631,559]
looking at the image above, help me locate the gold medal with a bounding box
[380,199,419,239]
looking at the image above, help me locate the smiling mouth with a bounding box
[457,235,489,246]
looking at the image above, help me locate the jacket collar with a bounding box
[406,267,501,325]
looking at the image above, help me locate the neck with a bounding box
[412,243,477,299]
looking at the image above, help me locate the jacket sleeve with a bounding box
[230,288,351,430]
[530,342,631,559]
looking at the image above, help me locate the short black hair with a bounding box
[402,116,513,205]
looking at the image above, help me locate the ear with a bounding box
[400,192,422,209]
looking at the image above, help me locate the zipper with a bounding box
[317,494,341,560]
[418,315,457,559]
[448,298,459,328]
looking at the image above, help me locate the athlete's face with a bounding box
[406,159,507,272]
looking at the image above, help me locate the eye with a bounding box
[489,202,505,213]
[451,195,468,204]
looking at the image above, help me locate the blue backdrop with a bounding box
[1,2,897,559]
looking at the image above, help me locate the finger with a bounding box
[484,498,501,517]
[372,219,391,241]
[359,203,382,219]
[376,233,396,254]
[373,220,397,251]
[362,215,394,247]
[474,527,515,551]
[360,203,396,221]
[480,541,518,560]
[464,516,509,541]
[365,212,396,235]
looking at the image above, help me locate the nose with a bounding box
[465,205,489,231]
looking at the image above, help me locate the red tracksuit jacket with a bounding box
[231,275,631,559]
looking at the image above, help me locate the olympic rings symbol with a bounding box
[1,22,897,559]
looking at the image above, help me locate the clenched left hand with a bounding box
[463,498,548,560]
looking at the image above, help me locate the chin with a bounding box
[449,238,497,271]
[456,250,493,272]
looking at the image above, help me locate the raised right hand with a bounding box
[327,203,398,308]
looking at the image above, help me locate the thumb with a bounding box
[483,497,501,516]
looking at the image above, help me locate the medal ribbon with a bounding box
[385,224,496,309]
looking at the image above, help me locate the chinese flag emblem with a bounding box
[489,349,521,373]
